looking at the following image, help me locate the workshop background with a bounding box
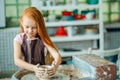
[0,0,120,79]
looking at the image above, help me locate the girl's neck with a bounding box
[27,37,38,41]
[26,36,38,40]
[25,33,39,40]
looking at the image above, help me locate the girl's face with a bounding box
[22,17,38,39]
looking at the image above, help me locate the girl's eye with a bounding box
[25,26,29,28]
[32,27,37,29]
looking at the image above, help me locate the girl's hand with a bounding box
[47,61,58,76]
[33,64,45,78]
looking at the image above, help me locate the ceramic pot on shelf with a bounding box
[86,0,98,4]
[61,11,74,21]
[55,26,67,36]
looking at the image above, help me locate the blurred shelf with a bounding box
[31,0,104,56]
[51,34,100,42]
[59,49,101,57]
[45,19,99,27]
[36,4,100,11]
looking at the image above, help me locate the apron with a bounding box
[21,34,45,65]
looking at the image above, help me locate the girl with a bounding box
[12,7,61,80]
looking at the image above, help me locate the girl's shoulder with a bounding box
[14,33,25,45]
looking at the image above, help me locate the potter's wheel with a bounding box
[50,72,70,80]
[21,73,70,80]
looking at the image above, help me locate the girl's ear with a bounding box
[20,23,25,32]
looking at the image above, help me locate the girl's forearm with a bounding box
[54,54,61,67]
[15,58,35,72]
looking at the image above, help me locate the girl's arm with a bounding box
[13,40,35,71]
[44,42,61,67]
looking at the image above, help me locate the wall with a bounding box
[0,28,19,77]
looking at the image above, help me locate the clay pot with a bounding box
[62,11,72,16]
[38,65,54,79]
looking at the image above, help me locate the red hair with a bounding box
[19,7,57,63]
[20,7,55,48]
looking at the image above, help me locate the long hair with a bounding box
[20,7,56,64]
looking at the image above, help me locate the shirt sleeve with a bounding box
[14,33,24,45]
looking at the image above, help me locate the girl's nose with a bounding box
[28,28,33,33]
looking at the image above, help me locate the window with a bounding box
[5,0,31,27]
[5,0,120,27]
